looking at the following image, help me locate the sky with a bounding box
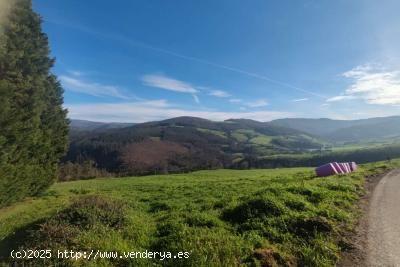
[32,0,400,122]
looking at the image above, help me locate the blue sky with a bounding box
[33,0,400,122]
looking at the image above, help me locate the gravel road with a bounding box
[367,169,400,266]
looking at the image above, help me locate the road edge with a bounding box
[337,170,390,266]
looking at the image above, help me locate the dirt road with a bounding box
[367,169,400,266]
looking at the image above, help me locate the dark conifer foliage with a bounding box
[0,0,68,207]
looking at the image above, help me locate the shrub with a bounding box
[57,195,126,229]
[27,220,79,250]
[12,196,127,266]
[58,160,112,181]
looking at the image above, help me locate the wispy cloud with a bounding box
[292,98,309,102]
[60,75,133,99]
[329,64,400,105]
[192,94,200,104]
[141,74,237,104]
[48,19,326,99]
[326,95,356,102]
[142,74,198,93]
[245,99,269,108]
[208,90,231,98]
[229,98,242,103]
[66,101,293,123]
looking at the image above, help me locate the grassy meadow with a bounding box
[1,160,399,266]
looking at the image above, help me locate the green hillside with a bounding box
[65,117,324,176]
[271,116,400,143]
[70,119,135,132]
[2,160,399,266]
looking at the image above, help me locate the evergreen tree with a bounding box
[0,0,68,207]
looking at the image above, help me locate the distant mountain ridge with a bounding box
[70,119,135,132]
[66,115,400,175]
[66,116,324,175]
[270,116,400,142]
[70,115,400,143]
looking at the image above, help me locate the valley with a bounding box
[63,116,400,178]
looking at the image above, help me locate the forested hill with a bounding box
[64,115,400,177]
[270,116,400,142]
[65,116,324,175]
[70,119,135,132]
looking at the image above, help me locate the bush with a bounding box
[27,220,79,250]
[23,196,126,250]
[58,160,112,181]
[12,196,126,266]
[57,195,126,229]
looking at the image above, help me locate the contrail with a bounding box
[47,19,326,99]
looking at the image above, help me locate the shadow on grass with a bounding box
[0,218,45,260]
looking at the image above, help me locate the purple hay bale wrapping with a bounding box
[315,162,357,177]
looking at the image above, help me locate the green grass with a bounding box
[1,160,400,266]
[249,135,272,145]
[197,128,227,138]
[330,142,387,152]
[260,153,312,160]
[235,129,257,136]
[231,129,272,146]
[231,130,251,142]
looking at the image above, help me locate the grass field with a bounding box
[250,135,272,145]
[1,160,399,266]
